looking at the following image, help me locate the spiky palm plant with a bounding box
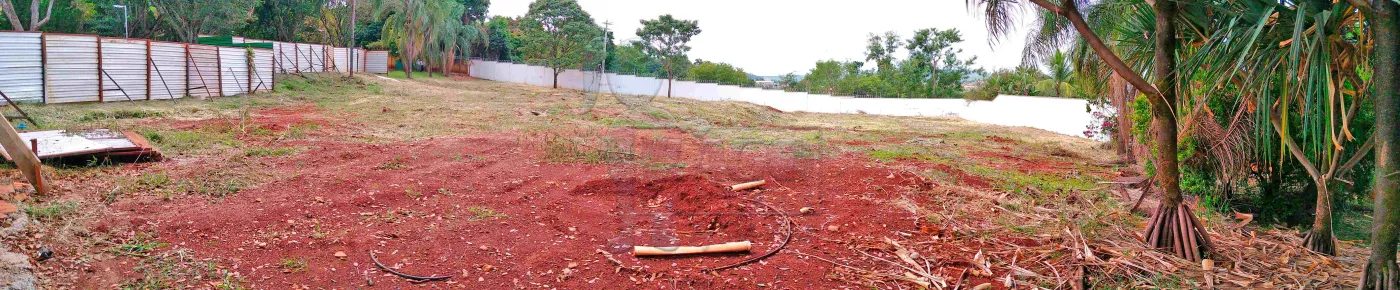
[967,0,1213,262]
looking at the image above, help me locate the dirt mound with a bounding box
[571,175,763,244]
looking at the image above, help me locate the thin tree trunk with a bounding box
[1304,180,1337,255]
[1140,0,1210,262]
[1151,0,1182,207]
[1362,0,1400,288]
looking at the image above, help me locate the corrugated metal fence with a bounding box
[0,32,390,104]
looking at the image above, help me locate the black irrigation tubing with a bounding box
[369,251,453,282]
[703,197,793,272]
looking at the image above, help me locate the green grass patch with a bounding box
[111,235,169,257]
[244,147,296,157]
[542,134,635,164]
[27,201,80,221]
[77,109,164,122]
[598,118,661,129]
[467,206,507,221]
[278,257,308,273]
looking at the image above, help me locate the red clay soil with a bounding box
[68,124,1025,289]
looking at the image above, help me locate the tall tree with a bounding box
[241,0,319,42]
[0,0,55,31]
[460,0,487,24]
[1363,0,1400,287]
[518,0,600,88]
[637,14,700,97]
[907,28,975,98]
[967,0,1212,261]
[151,0,260,43]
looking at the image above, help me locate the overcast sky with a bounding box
[488,0,1035,76]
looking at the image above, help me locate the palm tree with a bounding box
[966,0,1212,262]
[376,0,442,79]
[1045,50,1071,98]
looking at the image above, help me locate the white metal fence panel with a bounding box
[44,34,100,103]
[332,47,348,72]
[250,48,274,92]
[186,44,221,98]
[99,38,149,102]
[219,47,248,96]
[307,44,328,72]
[294,43,310,72]
[274,42,295,73]
[366,51,388,73]
[356,49,367,72]
[147,41,187,100]
[0,32,44,102]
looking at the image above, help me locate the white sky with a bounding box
[488,0,1035,76]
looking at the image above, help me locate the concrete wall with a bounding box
[466,59,1103,138]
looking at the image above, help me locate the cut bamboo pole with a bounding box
[730,180,766,191]
[634,241,751,256]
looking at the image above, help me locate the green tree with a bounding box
[637,14,700,97]
[1044,50,1072,98]
[906,28,977,98]
[518,0,601,88]
[151,0,260,43]
[0,0,57,31]
[688,61,754,86]
[375,0,448,78]
[609,41,658,76]
[460,0,486,24]
[85,0,164,38]
[240,0,319,42]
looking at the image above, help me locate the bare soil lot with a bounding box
[10,74,1364,289]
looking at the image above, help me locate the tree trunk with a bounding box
[1304,180,1336,255]
[668,77,673,98]
[1361,0,1400,288]
[1141,0,1211,262]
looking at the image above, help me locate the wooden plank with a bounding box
[0,116,48,194]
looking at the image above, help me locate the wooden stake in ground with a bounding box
[0,116,46,194]
[634,241,751,256]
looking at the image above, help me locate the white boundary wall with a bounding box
[467,60,1102,138]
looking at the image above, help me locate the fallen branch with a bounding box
[369,251,452,282]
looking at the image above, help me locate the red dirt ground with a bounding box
[62,108,1048,289]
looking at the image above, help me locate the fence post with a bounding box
[183,43,190,99]
[97,37,103,102]
[216,47,223,97]
[39,33,47,104]
[246,49,253,93]
[145,40,152,100]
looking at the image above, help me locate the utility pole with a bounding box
[113,4,128,38]
[601,21,609,74]
[349,0,356,77]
